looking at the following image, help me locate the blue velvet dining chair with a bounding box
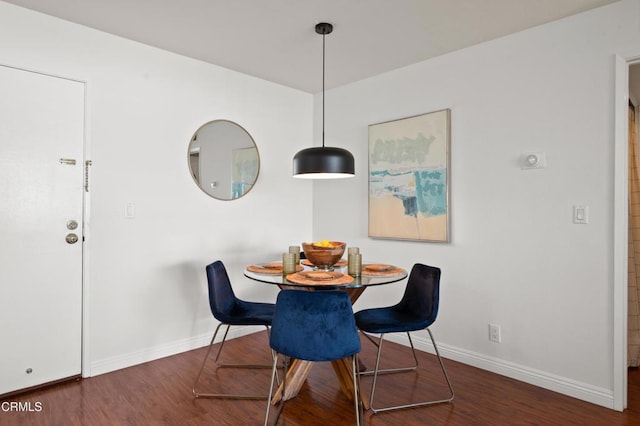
[192,260,276,399]
[354,263,454,413]
[264,290,362,426]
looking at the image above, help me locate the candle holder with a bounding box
[348,253,362,276]
[282,252,297,275]
[289,245,300,264]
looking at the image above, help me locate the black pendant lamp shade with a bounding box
[293,146,355,179]
[293,22,355,179]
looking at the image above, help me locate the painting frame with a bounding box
[368,109,451,243]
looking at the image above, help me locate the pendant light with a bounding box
[293,22,355,179]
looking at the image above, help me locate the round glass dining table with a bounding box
[243,261,408,409]
[243,263,407,289]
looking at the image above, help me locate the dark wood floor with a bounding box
[2,331,640,425]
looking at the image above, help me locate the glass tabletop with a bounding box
[244,263,408,289]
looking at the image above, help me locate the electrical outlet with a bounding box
[489,324,501,343]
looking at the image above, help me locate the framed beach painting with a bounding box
[368,109,450,242]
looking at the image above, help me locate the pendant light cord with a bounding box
[321,30,326,148]
[292,23,354,178]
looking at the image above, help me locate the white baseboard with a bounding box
[383,333,615,410]
[87,325,264,377]
[88,327,615,410]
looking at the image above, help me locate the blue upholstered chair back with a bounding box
[396,263,441,328]
[270,290,361,362]
[205,260,239,324]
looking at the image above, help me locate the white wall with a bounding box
[312,0,640,408]
[0,2,313,374]
[3,0,640,410]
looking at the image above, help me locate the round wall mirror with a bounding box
[187,120,260,200]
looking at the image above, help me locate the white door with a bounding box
[0,65,85,395]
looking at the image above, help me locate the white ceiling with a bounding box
[3,0,619,93]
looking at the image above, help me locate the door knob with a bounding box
[65,233,79,244]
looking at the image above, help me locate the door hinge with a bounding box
[84,160,92,192]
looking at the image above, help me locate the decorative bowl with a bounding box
[302,241,346,270]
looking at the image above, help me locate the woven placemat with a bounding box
[360,264,406,276]
[286,271,354,286]
[301,259,348,267]
[247,263,303,275]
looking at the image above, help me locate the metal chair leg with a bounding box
[352,355,362,426]
[426,328,455,403]
[193,323,275,399]
[367,329,455,413]
[265,353,288,426]
[215,324,275,369]
[359,331,418,376]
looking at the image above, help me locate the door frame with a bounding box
[0,62,92,379]
[614,50,640,411]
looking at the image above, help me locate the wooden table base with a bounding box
[270,359,313,403]
[271,358,369,410]
[269,287,371,408]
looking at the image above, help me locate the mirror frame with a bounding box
[187,119,260,201]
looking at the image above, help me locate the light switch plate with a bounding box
[573,204,588,224]
[125,202,135,219]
